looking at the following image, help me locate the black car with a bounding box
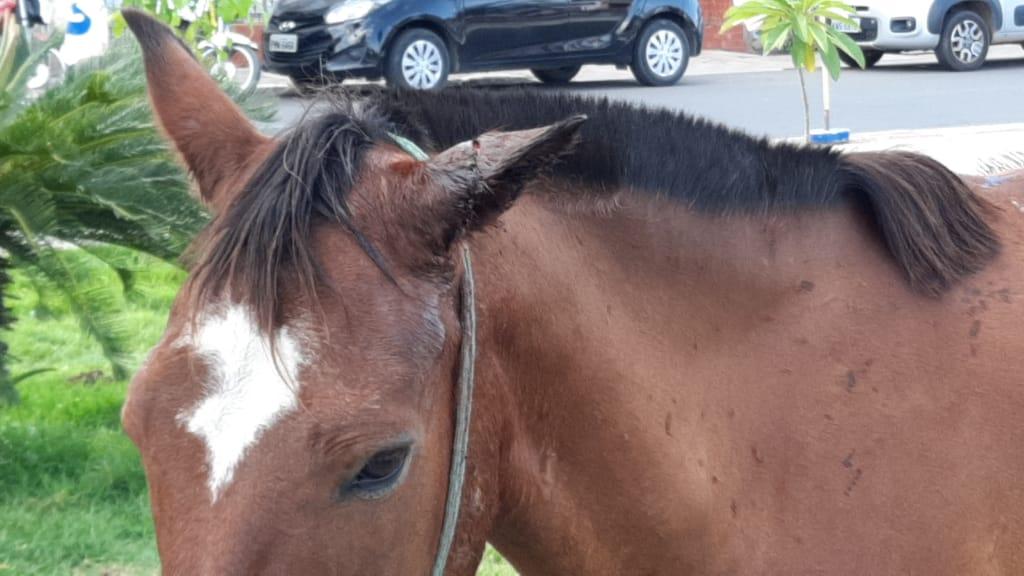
[264,0,703,90]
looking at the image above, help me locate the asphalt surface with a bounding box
[574,56,1024,139]
[266,48,1024,140]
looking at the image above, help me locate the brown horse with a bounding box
[121,10,1024,575]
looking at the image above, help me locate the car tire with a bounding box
[532,65,582,85]
[630,19,690,87]
[839,49,883,68]
[386,29,450,90]
[935,10,989,71]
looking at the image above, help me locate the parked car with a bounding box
[263,0,703,90]
[834,0,1024,71]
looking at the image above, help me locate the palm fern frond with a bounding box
[0,36,265,389]
[1,40,209,255]
[0,224,15,404]
[0,21,63,125]
[0,16,20,91]
[27,245,134,379]
[1,31,273,392]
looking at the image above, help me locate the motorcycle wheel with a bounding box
[205,44,261,97]
[25,49,66,94]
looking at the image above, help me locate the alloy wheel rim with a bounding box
[950,20,984,64]
[645,30,684,77]
[402,40,444,89]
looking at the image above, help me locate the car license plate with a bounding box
[269,34,298,53]
[831,18,860,33]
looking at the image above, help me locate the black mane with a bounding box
[192,87,1000,334]
[188,100,395,334]
[377,87,843,213]
[374,87,999,293]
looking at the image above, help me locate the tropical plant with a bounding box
[115,0,257,47]
[1,16,14,402]
[1,13,47,403]
[0,37,210,402]
[722,0,865,141]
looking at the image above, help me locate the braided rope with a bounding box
[431,246,477,576]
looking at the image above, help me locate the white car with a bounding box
[835,0,1024,70]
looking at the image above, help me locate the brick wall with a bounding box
[231,23,265,60]
[701,0,749,52]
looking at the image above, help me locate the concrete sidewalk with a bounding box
[838,123,1024,176]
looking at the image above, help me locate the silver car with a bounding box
[835,0,1024,70]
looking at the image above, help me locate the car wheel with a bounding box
[386,29,450,90]
[631,19,690,87]
[839,49,883,68]
[532,65,582,85]
[936,10,989,71]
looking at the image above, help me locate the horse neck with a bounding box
[463,190,840,573]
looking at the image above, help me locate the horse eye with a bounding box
[344,446,411,499]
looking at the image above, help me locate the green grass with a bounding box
[0,252,517,575]
[479,546,519,576]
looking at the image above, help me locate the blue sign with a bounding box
[67,4,92,36]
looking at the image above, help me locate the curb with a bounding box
[781,124,1024,176]
[840,124,1024,176]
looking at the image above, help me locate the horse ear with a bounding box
[427,115,586,246]
[122,9,270,213]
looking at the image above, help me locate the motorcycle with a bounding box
[162,0,261,96]
[199,17,261,96]
[4,0,261,96]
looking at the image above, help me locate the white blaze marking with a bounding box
[176,304,309,501]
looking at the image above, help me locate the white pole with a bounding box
[821,60,832,131]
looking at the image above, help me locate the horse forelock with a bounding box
[185,99,398,340]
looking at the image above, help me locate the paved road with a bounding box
[571,53,1024,139]
[267,47,1024,140]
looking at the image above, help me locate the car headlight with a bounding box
[325,0,377,24]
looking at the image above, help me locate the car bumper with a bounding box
[263,17,382,78]
[847,8,939,51]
